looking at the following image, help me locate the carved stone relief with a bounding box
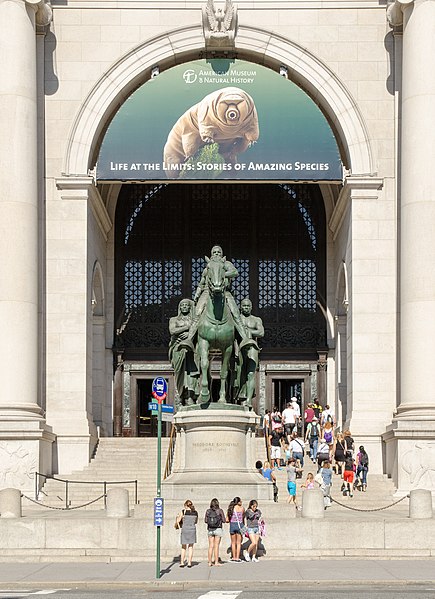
[402,443,435,488]
[0,442,37,490]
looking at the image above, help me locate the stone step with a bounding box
[40,435,397,510]
[40,437,173,506]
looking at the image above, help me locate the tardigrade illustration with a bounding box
[163,87,259,179]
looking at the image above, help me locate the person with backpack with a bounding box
[270,406,282,431]
[322,420,334,453]
[321,405,335,427]
[305,417,321,463]
[342,451,355,497]
[204,498,226,566]
[356,446,369,491]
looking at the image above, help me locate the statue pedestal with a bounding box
[162,406,273,502]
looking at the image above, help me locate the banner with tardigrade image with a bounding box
[96,59,343,182]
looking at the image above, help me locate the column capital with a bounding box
[387,0,414,27]
[21,0,52,26]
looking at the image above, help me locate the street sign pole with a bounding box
[156,396,162,579]
[151,376,168,581]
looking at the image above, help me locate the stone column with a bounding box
[0,0,54,493]
[384,0,435,493]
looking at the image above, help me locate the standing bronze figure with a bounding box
[169,299,199,407]
[235,298,264,408]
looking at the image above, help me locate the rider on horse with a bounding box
[182,245,254,350]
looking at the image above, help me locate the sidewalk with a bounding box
[0,559,434,589]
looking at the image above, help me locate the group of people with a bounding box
[264,399,370,505]
[175,497,265,567]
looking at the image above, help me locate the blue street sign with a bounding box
[154,497,164,527]
[148,402,174,413]
[152,376,168,399]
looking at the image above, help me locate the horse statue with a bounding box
[196,256,236,404]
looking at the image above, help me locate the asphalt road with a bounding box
[2,586,435,599]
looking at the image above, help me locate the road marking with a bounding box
[197,592,242,599]
[33,592,70,596]
[0,591,70,598]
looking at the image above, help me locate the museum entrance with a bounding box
[272,379,303,414]
[114,182,327,360]
[137,379,157,437]
[113,182,328,435]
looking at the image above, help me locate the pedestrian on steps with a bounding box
[355,446,369,491]
[342,451,355,497]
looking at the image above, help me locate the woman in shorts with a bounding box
[226,497,245,562]
[286,458,301,508]
[204,498,226,566]
[244,500,262,562]
[342,451,355,497]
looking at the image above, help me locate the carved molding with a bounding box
[56,177,113,241]
[329,176,384,240]
[387,0,414,27]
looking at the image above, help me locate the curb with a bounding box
[1,580,435,591]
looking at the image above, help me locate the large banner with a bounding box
[97,59,343,182]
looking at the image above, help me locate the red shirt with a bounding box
[304,407,315,423]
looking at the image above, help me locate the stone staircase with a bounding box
[38,435,399,513]
[39,437,170,509]
[252,436,400,511]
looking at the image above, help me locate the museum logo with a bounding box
[183,69,197,84]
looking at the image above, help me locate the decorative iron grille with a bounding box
[114,183,327,359]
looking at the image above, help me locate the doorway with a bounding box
[137,379,157,437]
[272,379,303,416]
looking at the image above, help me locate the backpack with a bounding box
[324,430,333,444]
[207,509,221,529]
[359,452,369,467]
[326,414,334,424]
[309,424,319,439]
[272,413,281,423]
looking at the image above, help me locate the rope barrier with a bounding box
[22,494,106,511]
[330,493,409,512]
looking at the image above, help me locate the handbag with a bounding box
[174,509,184,530]
[259,518,266,538]
[236,516,247,536]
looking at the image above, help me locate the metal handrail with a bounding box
[163,424,177,479]
[35,472,138,509]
